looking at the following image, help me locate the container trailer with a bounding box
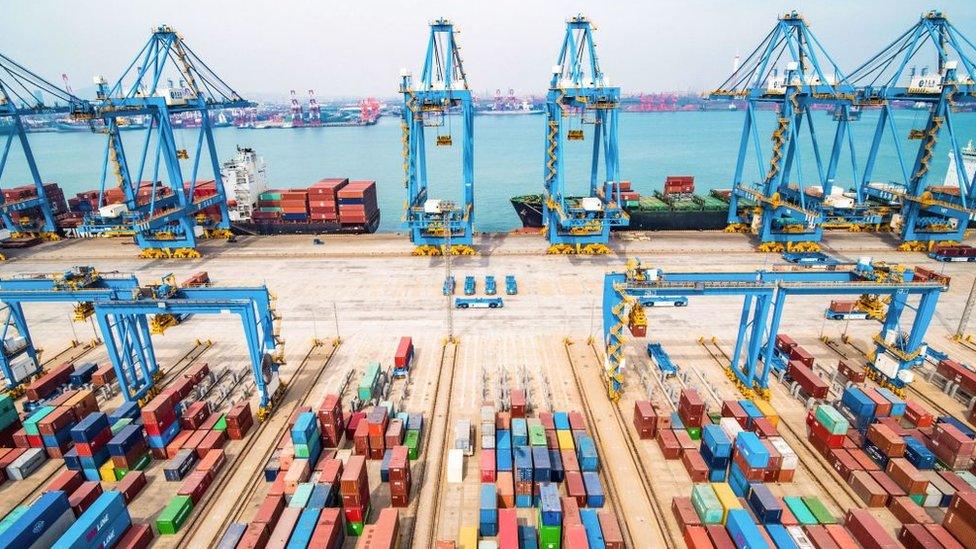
[463,276,476,295]
[505,275,518,295]
[442,276,455,296]
[455,297,504,309]
[638,295,688,307]
[485,276,497,295]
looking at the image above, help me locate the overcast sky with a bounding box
[5,0,975,99]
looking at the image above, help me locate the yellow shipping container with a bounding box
[99,460,116,482]
[710,482,742,524]
[458,525,479,549]
[752,399,779,427]
[557,430,575,450]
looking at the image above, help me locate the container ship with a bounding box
[511,177,732,231]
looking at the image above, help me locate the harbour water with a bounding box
[7,109,975,232]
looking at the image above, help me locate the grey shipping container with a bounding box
[7,448,46,480]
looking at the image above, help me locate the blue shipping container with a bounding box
[904,436,936,470]
[69,363,97,387]
[407,413,423,432]
[539,483,562,526]
[480,483,499,536]
[146,421,180,449]
[307,483,330,509]
[285,507,321,549]
[739,400,763,424]
[875,388,906,417]
[765,524,799,549]
[670,412,685,430]
[78,448,109,470]
[841,387,875,420]
[63,447,81,470]
[532,447,551,482]
[380,449,393,482]
[53,491,130,549]
[0,491,73,548]
[548,449,564,483]
[514,446,533,481]
[216,523,247,549]
[725,508,766,548]
[519,525,538,549]
[109,401,140,423]
[582,471,605,508]
[515,494,532,508]
[496,430,512,449]
[70,412,109,444]
[747,483,782,524]
[580,508,606,549]
[291,412,319,445]
[728,462,750,498]
[553,412,570,430]
[709,469,727,482]
[577,436,600,472]
[702,424,732,458]
[937,416,976,439]
[734,432,770,469]
[512,419,528,446]
[497,449,513,472]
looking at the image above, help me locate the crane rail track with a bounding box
[175,341,338,547]
[566,340,673,548]
[701,339,860,513]
[412,341,459,549]
[40,339,101,368]
[1,340,215,515]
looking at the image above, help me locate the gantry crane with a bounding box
[851,10,976,251]
[87,25,250,259]
[602,259,945,401]
[543,15,628,255]
[712,12,862,253]
[289,90,304,127]
[0,53,91,243]
[399,18,475,256]
[0,266,284,411]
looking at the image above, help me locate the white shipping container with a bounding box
[481,406,495,423]
[98,203,127,218]
[478,541,499,549]
[481,422,496,438]
[335,449,353,465]
[719,417,743,443]
[787,526,815,549]
[768,437,798,470]
[0,228,10,241]
[10,357,37,384]
[581,197,602,212]
[7,447,46,480]
[424,199,444,214]
[446,449,464,483]
[923,484,942,508]
[481,435,495,449]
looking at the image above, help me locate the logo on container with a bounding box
[32,520,46,534]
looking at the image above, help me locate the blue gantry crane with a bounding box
[0,267,138,391]
[602,258,945,401]
[0,266,284,412]
[399,18,475,256]
[0,53,91,244]
[850,10,976,250]
[543,15,628,255]
[712,12,863,252]
[84,25,250,258]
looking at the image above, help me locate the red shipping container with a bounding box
[789,346,815,368]
[237,522,271,549]
[672,498,702,530]
[837,360,865,383]
[254,494,285,525]
[633,401,658,439]
[565,471,586,507]
[539,413,554,430]
[481,449,496,483]
[197,430,227,458]
[775,334,797,353]
[568,411,586,431]
[862,388,892,417]
[848,448,880,471]
[789,361,828,399]
[683,525,713,549]
[846,509,900,549]
[869,471,906,499]
[924,524,966,549]
[178,470,212,504]
[117,470,147,504]
[510,390,526,419]
[721,400,750,428]
[867,423,906,458]
[69,481,103,517]
[904,400,934,428]
[395,337,413,368]
[114,523,154,549]
[47,470,84,495]
[888,496,933,525]
[308,508,343,549]
[657,428,681,459]
[599,511,625,549]
[682,449,709,482]
[37,407,76,437]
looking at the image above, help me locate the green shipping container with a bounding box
[290,483,313,508]
[538,509,561,549]
[213,415,227,431]
[294,443,315,459]
[529,424,547,446]
[691,484,723,524]
[783,496,817,525]
[801,496,836,524]
[111,418,132,435]
[404,430,420,460]
[346,520,365,536]
[814,405,849,435]
[23,406,55,436]
[259,192,282,200]
[687,427,701,441]
[636,197,669,211]
[0,505,29,535]
[910,493,926,506]
[157,495,194,535]
[258,206,283,213]
[358,362,380,401]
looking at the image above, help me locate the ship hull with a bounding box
[511,196,728,231]
[232,212,380,236]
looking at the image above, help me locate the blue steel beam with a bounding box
[543,15,627,252]
[399,18,475,249]
[603,261,946,398]
[89,25,250,255]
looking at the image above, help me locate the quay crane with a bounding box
[0,53,91,244]
[289,90,304,127]
[712,12,863,253]
[851,10,976,250]
[602,259,946,402]
[307,90,322,127]
[399,18,475,256]
[85,25,251,259]
[0,266,284,414]
[543,15,627,255]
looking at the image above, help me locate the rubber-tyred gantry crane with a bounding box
[712,12,862,253]
[399,18,475,256]
[851,10,976,250]
[88,25,251,259]
[542,15,628,255]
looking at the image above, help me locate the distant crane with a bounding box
[89,25,251,258]
[0,54,90,241]
[542,15,628,255]
[711,11,860,253]
[289,90,304,127]
[850,10,976,250]
[307,89,322,126]
[399,18,475,255]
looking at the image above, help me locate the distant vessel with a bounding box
[511,177,732,231]
[477,88,543,115]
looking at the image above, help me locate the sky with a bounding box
[4,0,975,99]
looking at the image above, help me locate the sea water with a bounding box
[5,109,974,232]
